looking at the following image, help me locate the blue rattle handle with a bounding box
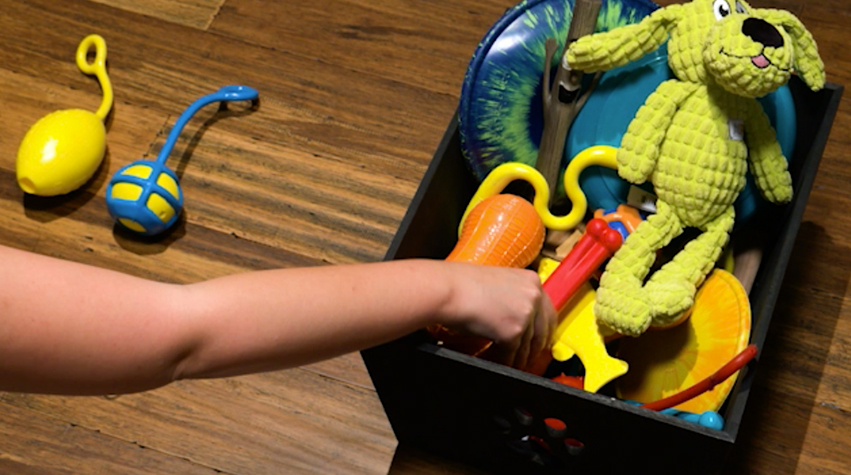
[156,85,259,165]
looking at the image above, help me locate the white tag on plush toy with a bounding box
[627,186,657,213]
[728,119,744,141]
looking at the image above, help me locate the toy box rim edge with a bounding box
[720,79,843,441]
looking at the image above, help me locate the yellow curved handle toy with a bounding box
[75,34,113,121]
[460,146,618,235]
[16,34,113,196]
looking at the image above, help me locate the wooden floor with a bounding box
[0,0,849,473]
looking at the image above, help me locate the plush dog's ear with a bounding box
[756,8,825,91]
[566,4,683,72]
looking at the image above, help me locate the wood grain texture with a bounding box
[0,0,849,474]
[208,0,513,96]
[0,371,394,475]
[87,0,226,29]
[0,402,219,474]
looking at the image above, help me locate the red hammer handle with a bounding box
[542,218,623,311]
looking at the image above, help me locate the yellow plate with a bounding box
[616,269,751,413]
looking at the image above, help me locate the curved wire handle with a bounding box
[459,145,619,235]
[156,85,259,165]
[640,344,759,412]
[75,34,113,121]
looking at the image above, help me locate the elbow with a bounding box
[169,345,199,383]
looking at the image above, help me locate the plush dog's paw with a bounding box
[762,171,794,204]
[616,147,651,184]
[565,37,600,72]
[645,277,695,327]
[595,279,651,337]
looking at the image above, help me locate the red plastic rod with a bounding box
[641,344,759,412]
[542,218,623,311]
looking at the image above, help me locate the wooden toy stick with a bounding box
[733,246,762,294]
[732,224,769,295]
[730,221,769,294]
[536,0,601,203]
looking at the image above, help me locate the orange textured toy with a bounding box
[429,194,545,356]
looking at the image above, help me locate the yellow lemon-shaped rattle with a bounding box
[16,34,113,196]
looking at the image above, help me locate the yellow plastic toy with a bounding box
[616,269,752,413]
[565,0,825,336]
[469,146,624,387]
[17,34,113,196]
[538,258,628,393]
[460,146,618,234]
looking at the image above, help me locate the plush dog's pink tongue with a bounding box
[751,54,770,69]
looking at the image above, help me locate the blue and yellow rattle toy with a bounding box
[106,85,259,236]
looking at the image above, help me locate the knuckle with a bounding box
[501,321,525,343]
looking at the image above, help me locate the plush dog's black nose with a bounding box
[742,17,784,48]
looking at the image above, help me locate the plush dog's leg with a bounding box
[595,201,684,336]
[744,99,794,204]
[644,206,735,328]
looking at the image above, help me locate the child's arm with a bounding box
[0,244,555,395]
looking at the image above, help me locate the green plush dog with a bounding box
[565,0,825,336]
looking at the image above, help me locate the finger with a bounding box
[544,297,558,350]
[528,319,547,366]
[528,294,554,359]
[481,333,521,368]
[513,314,535,370]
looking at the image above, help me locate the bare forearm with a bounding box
[174,259,456,379]
[1,244,551,395]
[174,258,555,380]
[0,246,456,394]
[0,246,192,394]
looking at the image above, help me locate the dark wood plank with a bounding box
[0,0,457,265]
[209,0,513,96]
[87,0,227,29]
[303,352,377,391]
[0,402,220,474]
[0,0,455,168]
[1,368,395,475]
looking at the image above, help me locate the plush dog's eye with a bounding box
[735,1,747,13]
[713,0,732,20]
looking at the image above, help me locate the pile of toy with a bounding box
[427,0,825,430]
[16,34,258,237]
